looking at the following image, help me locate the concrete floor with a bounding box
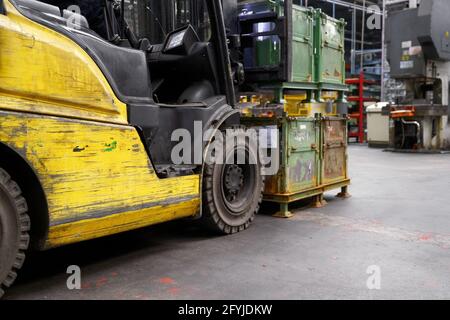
[5,146,450,300]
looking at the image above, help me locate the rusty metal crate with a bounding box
[322,117,349,185]
[265,117,320,196]
[242,113,351,218]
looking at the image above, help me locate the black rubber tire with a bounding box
[0,168,30,299]
[201,128,264,234]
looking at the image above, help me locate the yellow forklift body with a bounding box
[0,1,200,249]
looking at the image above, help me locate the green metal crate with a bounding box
[241,113,350,218]
[291,5,315,83]
[239,1,348,96]
[256,36,281,67]
[314,10,346,85]
[322,117,349,185]
[253,4,315,84]
[264,117,320,195]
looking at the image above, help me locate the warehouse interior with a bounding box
[0,0,449,301]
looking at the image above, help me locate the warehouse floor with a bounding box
[5,146,450,300]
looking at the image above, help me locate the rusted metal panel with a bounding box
[242,113,350,214]
[264,118,319,195]
[323,117,347,145]
[323,117,348,184]
[323,146,347,183]
[315,11,346,85]
[292,6,315,83]
[285,119,318,192]
[287,151,317,191]
[264,172,282,195]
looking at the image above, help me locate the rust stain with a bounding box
[290,159,314,184]
[323,119,347,182]
[264,175,280,194]
[324,148,345,179]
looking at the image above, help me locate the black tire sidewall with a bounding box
[0,181,20,286]
[209,129,263,229]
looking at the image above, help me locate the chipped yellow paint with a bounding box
[0,111,200,249]
[48,199,200,247]
[0,1,128,124]
[0,2,202,249]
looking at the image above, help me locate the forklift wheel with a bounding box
[0,168,30,298]
[201,128,264,234]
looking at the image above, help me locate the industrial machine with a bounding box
[0,0,265,297]
[367,102,390,148]
[385,0,450,152]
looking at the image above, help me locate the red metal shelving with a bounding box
[345,71,379,143]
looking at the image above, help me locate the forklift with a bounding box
[0,0,265,297]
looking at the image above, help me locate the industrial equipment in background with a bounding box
[384,0,450,152]
[236,0,351,217]
[347,49,383,144]
[367,102,390,148]
[346,73,380,144]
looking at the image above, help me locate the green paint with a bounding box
[292,6,314,83]
[314,10,346,85]
[103,141,117,152]
[256,37,281,67]
[249,4,346,86]
[243,115,349,199]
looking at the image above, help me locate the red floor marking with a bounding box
[419,234,432,241]
[168,287,181,295]
[81,282,92,289]
[95,277,109,288]
[159,277,175,285]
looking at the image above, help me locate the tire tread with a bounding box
[0,168,30,298]
[201,128,265,234]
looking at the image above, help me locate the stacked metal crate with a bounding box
[238,0,350,217]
